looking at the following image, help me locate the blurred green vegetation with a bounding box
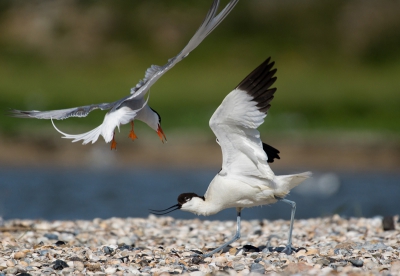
[1,0,400,137]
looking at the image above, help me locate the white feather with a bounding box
[50,107,140,144]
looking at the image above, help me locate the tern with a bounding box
[150,58,311,257]
[9,0,239,150]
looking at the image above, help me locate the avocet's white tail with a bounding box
[275,171,312,197]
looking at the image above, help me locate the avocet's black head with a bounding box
[178,193,204,205]
[149,193,205,216]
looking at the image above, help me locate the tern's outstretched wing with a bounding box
[10,0,237,119]
[209,58,277,180]
[9,102,116,120]
[123,0,239,104]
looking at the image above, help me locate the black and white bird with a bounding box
[9,0,239,150]
[150,58,311,257]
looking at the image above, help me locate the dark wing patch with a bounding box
[235,57,277,114]
[262,142,281,163]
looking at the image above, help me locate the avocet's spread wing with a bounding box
[209,58,277,180]
[9,102,116,120]
[124,0,239,103]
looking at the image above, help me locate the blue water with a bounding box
[1,167,399,221]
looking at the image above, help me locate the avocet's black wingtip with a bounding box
[236,58,278,114]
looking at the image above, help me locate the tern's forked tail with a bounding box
[51,118,106,144]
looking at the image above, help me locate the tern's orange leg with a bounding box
[129,121,138,141]
[111,132,117,150]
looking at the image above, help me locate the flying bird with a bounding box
[150,58,311,257]
[9,0,239,150]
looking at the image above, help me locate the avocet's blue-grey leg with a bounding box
[203,208,242,257]
[280,198,296,254]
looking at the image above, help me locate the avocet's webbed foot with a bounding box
[281,245,294,255]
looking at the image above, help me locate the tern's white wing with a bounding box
[209,58,277,181]
[122,0,239,104]
[9,102,116,120]
[10,0,237,119]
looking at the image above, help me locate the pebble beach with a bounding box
[1,215,399,276]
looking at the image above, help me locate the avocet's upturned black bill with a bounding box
[9,0,239,150]
[151,58,311,257]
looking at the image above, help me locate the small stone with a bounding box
[214,256,227,267]
[305,248,319,255]
[382,216,395,231]
[364,259,378,270]
[285,263,312,273]
[53,259,69,270]
[190,271,204,276]
[250,263,265,274]
[103,246,114,255]
[5,267,18,274]
[233,262,245,271]
[19,261,29,267]
[334,248,351,256]
[6,259,16,267]
[105,266,117,274]
[38,250,48,256]
[391,261,400,273]
[118,244,133,251]
[44,233,59,240]
[73,261,84,272]
[203,257,212,262]
[69,257,84,262]
[349,258,363,267]
[61,268,74,275]
[14,252,26,259]
[117,237,132,246]
[107,259,121,266]
[295,250,307,258]
[55,241,67,247]
[191,256,204,265]
[181,252,192,257]
[29,262,42,268]
[254,258,262,263]
[315,258,330,266]
[86,262,101,271]
[229,247,237,255]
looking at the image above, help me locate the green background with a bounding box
[1,0,399,138]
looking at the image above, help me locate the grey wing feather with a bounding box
[9,102,115,120]
[126,0,238,102]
